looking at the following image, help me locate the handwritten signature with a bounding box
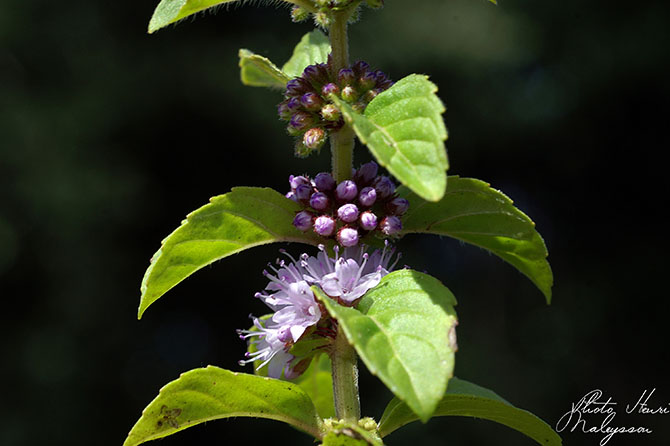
[556,389,668,445]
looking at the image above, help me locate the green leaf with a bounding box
[282,30,331,78]
[123,366,324,446]
[333,74,448,202]
[148,0,239,34]
[295,354,336,419]
[398,176,553,303]
[239,49,291,89]
[378,377,562,445]
[313,270,458,422]
[139,187,321,318]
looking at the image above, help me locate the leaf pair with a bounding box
[139,177,551,318]
[123,367,560,446]
[239,30,332,89]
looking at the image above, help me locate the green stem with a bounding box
[329,10,355,183]
[331,325,361,421]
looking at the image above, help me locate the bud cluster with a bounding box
[278,59,393,158]
[291,1,384,28]
[287,162,408,247]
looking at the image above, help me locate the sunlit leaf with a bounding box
[282,30,331,78]
[123,367,323,446]
[239,49,291,89]
[314,270,458,422]
[139,187,321,318]
[148,0,240,34]
[398,176,553,302]
[378,377,561,445]
[334,74,448,202]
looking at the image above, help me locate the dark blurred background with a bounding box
[2,0,669,445]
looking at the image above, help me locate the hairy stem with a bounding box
[331,325,361,421]
[329,10,355,183]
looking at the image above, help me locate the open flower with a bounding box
[239,243,401,378]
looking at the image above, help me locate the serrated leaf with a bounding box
[123,366,323,446]
[398,176,553,303]
[148,0,239,33]
[295,354,336,419]
[139,187,321,318]
[282,30,331,78]
[378,377,561,445]
[239,49,291,89]
[313,270,458,422]
[333,74,448,202]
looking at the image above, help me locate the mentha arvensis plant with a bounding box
[124,1,561,446]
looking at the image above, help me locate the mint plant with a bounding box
[124,1,561,445]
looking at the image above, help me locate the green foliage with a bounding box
[378,377,562,445]
[282,30,332,78]
[398,176,553,302]
[138,187,321,318]
[239,49,291,89]
[123,366,323,446]
[148,0,239,34]
[314,270,458,422]
[295,355,336,419]
[333,74,448,202]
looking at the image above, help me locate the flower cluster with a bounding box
[287,161,409,247]
[238,244,400,378]
[278,60,393,157]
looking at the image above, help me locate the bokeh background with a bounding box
[2,0,669,445]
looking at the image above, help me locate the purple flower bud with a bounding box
[354,161,378,185]
[293,211,313,231]
[322,82,340,97]
[363,89,380,103]
[302,64,329,88]
[359,211,378,231]
[380,215,402,236]
[295,184,313,202]
[358,186,377,207]
[309,192,330,210]
[301,92,323,111]
[386,197,409,216]
[360,71,377,90]
[314,215,336,236]
[314,172,336,191]
[336,180,358,201]
[338,68,355,86]
[289,175,311,190]
[352,60,371,76]
[341,86,359,103]
[285,78,312,97]
[373,176,396,199]
[289,112,315,132]
[287,97,301,111]
[303,127,327,150]
[285,191,298,202]
[337,203,359,223]
[321,104,341,122]
[337,227,359,247]
[278,100,292,120]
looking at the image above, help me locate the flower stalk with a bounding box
[329,10,355,184]
[331,325,361,421]
[328,8,361,421]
